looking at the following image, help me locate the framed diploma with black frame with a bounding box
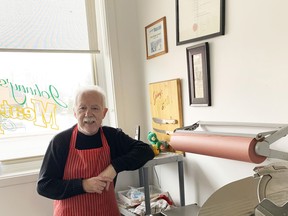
[186,42,211,106]
[176,0,225,45]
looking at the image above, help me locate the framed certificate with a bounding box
[186,42,211,106]
[145,17,168,59]
[176,0,225,45]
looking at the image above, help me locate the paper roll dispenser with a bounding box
[170,121,288,163]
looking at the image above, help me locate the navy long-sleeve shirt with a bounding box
[37,125,154,200]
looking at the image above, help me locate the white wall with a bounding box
[0,172,53,216]
[106,0,147,137]
[111,0,288,207]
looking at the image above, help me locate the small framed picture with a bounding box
[145,17,168,59]
[186,42,211,106]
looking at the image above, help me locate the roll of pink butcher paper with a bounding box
[170,132,266,163]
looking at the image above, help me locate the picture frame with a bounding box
[145,17,168,59]
[176,0,225,45]
[186,42,211,106]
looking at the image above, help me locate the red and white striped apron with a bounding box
[54,126,120,216]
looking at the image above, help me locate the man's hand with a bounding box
[82,165,116,193]
[99,164,117,191]
[82,176,113,194]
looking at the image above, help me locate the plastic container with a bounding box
[117,185,162,206]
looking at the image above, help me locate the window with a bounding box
[0,0,117,170]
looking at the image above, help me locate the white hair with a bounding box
[73,85,107,108]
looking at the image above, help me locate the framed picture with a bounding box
[176,0,225,45]
[145,17,168,59]
[186,42,211,106]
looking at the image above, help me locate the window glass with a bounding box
[0,52,94,160]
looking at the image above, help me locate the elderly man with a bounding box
[37,85,154,216]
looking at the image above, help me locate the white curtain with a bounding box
[0,0,98,52]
